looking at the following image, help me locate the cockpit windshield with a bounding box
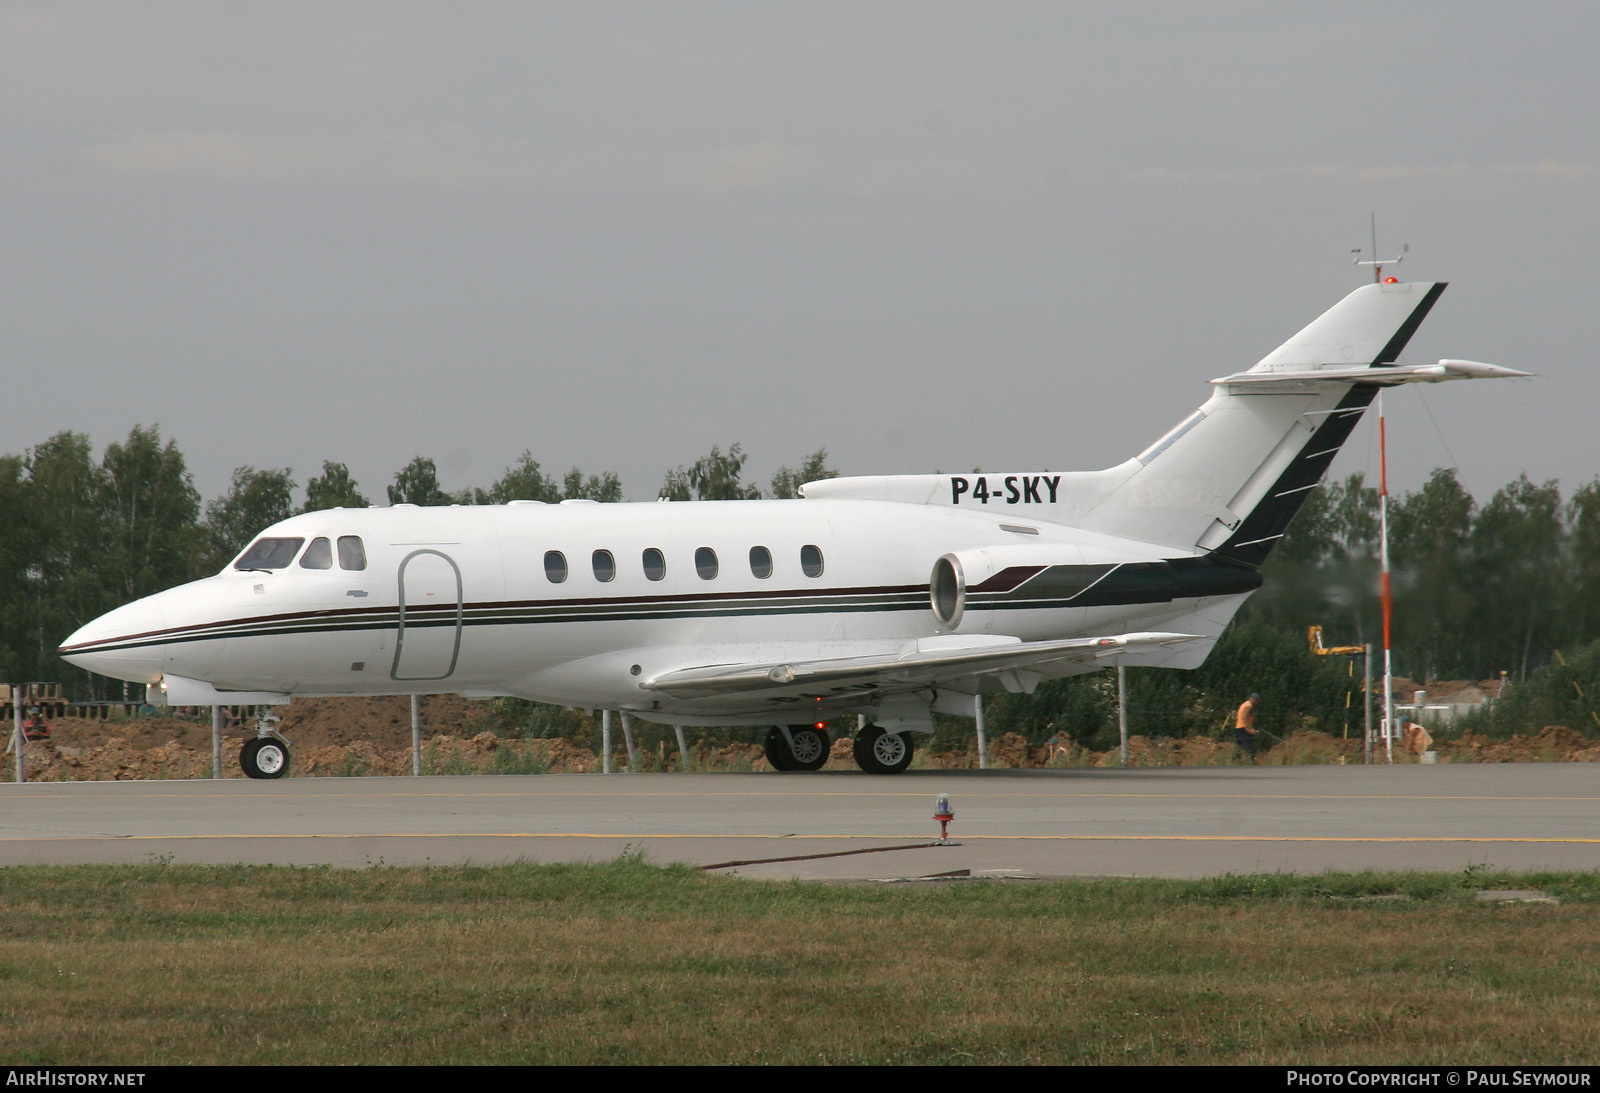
[233,538,305,571]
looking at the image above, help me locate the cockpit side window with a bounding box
[234,538,305,571]
[299,538,333,569]
[337,536,367,571]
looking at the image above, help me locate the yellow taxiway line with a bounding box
[2,832,1598,844]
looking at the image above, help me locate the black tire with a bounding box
[853,725,914,774]
[786,725,830,771]
[241,737,290,779]
[763,727,797,771]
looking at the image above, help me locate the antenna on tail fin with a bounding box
[1352,212,1408,284]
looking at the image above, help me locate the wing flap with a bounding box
[640,632,1200,700]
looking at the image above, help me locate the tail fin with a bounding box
[801,280,1521,560]
[1074,281,1447,562]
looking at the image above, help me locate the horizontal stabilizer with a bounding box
[641,631,1199,700]
[1213,358,1531,390]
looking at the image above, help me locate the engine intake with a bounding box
[930,554,965,629]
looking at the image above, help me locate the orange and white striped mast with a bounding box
[1378,393,1395,763]
[1354,214,1407,764]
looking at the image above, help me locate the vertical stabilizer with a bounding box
[1074,282,1446,561]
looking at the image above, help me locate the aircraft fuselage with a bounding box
[61,496,1256,724]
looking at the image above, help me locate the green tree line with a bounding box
[994,469,1600,748]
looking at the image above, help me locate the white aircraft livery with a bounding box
[61,280,1526,777]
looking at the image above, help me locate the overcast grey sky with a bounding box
[2,2,1593,508]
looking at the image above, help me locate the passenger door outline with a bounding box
[391,549,464,681]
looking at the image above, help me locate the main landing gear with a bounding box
[764,725,831,771]
[852,725,915,775]
[240,712,291,779]
[763,722,917,774]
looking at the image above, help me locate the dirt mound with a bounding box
[9,696,1600,781]
[1423,679,1504,704]
[275,695,487,749]
[1441,725,1600,764]
[12,696,494,781]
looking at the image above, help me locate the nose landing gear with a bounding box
[240,712,291,779]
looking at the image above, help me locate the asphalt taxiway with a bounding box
[2,764,1596,879]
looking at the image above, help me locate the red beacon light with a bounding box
[1383,276,1399,283]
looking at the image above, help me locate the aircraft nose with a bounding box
[57,595,169,684]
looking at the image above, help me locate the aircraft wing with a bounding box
[639,632,1200,700]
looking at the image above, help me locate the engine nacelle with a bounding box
[929,542,1095,631]
[930,541,1264,632]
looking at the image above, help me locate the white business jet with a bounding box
[60,280,1524,777]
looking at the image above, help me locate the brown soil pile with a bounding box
[12,696,490,782]
[7,697,1598,781]
[916,729,1363,769]
[1441,724,1600,763]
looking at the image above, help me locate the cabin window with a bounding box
[337,536,367,571]
[234,538,304,571]
[642,548,666,581]
[544,551,568,584]
[299,537,333,570]
[592,549,616,583]
[800,544,824,578]
[695,547,719,580]
[749,546,772,579]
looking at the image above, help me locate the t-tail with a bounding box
[1073,280,1453,564]
[808,280,1525,565]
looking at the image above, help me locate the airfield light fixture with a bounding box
[934,793,955,843]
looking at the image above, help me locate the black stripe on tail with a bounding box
[1213,384,1376,566]
[1213,281,1447,567]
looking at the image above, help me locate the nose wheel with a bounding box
[240,713,291,779]
[240,737,290,779]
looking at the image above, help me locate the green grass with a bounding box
[1,860,1597,1065]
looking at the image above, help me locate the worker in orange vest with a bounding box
[1234,693,1260,764]
[22,707,51,742]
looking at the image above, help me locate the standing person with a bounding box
[1234,693,1260,764]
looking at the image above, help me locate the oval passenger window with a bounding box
[695,547,719,580]
[800,544,824,578]
[592,550,616,583]
[643,548,666,581]
[749,546,772,579]
[544,551,568,584]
